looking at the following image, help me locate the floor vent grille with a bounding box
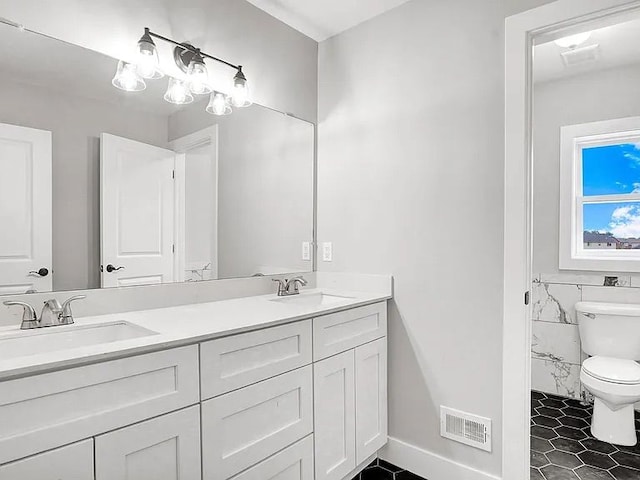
[440,406,492,452]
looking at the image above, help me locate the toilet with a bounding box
[576,302,640,446]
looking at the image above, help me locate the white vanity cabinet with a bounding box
[0,439,94,480]
[95,406,201,480]
[313,304,388,480]
[0,299,388,480]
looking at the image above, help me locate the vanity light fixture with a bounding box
[554,31,592,49]
[113,27,252,115]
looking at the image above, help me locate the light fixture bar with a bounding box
[145,28,239,70]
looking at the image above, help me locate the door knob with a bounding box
[105,264,125,273]
[28,268,49,277]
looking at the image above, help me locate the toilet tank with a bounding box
[576,302,640,359]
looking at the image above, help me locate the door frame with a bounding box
[169,125,219,282]
[503,0,640,478]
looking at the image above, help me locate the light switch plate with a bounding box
[322,242,333,262]
[302,241,311,261]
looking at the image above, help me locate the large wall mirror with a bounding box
[0,21,315,295]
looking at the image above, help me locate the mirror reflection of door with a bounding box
[170,126,219,283]
[0,123,52,294]
[100,133,176,288]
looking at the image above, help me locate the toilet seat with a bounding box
[583,356,640,385]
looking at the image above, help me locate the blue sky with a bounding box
[583,143,640,238]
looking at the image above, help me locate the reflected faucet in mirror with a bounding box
[3,295,86,329]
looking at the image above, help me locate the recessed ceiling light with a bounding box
[554,32,592,49]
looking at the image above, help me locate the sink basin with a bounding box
[270,292,355,307]
[0,322,158,361]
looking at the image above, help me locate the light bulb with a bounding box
[112,60,146,92]
[136,29,163,79]
[187,54,212,94]
[206,92,232,116]
[554,32,592,49]
[231,66,252,108]
[164,77,194,105]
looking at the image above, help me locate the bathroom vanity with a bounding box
[0,289,389,480]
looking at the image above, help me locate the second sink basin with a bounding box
[0,322,158,361]
[270,291,355,307]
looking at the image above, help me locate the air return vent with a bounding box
[440,406,492,452]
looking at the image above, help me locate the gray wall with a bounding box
[0,0,318,123]
[0,76,168,292]
[317,0,556,476]
[169,103,314,278]
[533,64,640,276]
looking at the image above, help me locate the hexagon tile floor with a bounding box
[351,459,426,479]
[531,390,640,480]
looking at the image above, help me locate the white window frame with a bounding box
[559,116,640,272]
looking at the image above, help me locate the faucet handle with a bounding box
[60,295,86,325]
[3,301,39,329]
[272,278,287,296]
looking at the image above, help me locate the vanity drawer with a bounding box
[202,365,313,480]
[229,435,314,480]
[0,345,199,464]
[0,439,93,480]
[200,320,312,399]
[313,303,387,360]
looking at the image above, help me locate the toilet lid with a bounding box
[583,356,640,385]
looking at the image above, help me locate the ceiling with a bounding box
[534,15,640,83]
[244,0,412,41]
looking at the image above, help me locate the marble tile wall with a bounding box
[531,273,640,401]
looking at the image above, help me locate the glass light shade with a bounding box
[231,67,252,108]
[206,92,232,116]
[231,82,251,107]
[137,39,163,79]
[163,77,194,105]
[554,32,592,48]
[112,61,146,92]
[187,59,212,94]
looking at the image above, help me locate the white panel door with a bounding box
[355,338,388,464]
[314,350,356,480]
[100,133,175,287]
[0,439,93,480]
[0,123,52,294]
[95,406,201,480]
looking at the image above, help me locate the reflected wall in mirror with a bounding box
[0,22,314,295]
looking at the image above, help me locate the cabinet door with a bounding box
[95,406,201,480]
[314,350,356,480]
[355,338,388,464]
[0,439,93,480]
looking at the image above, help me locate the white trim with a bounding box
[504,1,640,479]
[559,116,640,272]
[169,125,219,282]
[379,437,500,480]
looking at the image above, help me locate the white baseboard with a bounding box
[380,437,501,480]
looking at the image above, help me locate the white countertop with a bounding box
[0,288,390,381]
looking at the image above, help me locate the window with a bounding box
[560,117,640,271]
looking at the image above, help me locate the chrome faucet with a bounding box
[4,295,86,329]
[272,276,308,296]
